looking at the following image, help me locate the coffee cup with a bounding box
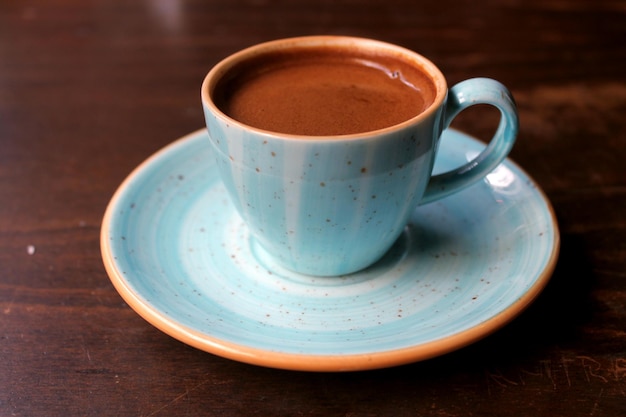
[201,36,518,276]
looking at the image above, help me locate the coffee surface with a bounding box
[213,48,436,136]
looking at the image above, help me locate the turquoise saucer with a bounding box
[101,129,559,372]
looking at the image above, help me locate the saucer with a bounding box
[101,129,559,372]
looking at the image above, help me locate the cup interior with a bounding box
[201,36,448,139]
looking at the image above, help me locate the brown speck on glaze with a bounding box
[361,167,367,173]
[320,182,326,187]
[255,167,260,172]
[271,151,276,157]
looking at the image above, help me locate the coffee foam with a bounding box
[213,47,436,136]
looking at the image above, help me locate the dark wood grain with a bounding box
[1,0,625,416]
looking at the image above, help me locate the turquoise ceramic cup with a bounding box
[201,36,518,276]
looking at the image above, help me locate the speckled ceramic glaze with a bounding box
[101,128,559,372]
[201,36,518,276]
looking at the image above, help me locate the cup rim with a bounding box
[201,35,448,140]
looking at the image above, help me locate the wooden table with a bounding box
[1,1,625,415]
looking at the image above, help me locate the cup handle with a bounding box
[420,78,519,205]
